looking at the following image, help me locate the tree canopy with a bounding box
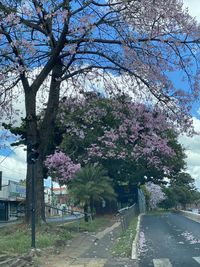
[0,0,200,119]
[160,172,200,209]
[55,94,187,184]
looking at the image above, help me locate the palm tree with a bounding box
[68,164,116,221]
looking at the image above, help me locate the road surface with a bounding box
[138,212,200,267]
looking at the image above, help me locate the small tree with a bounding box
[146,182,166,210]
[68,164,116,222]
[161,172,199,210]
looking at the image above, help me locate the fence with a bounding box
[118,203,138,231]
[45,204,92,232]
[45,204,85,218]
[138,188,146,214]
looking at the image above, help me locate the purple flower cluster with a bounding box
[45,151,81,183]
[146,182,166,209]
[57,94,193,177]
[138,231,148,255]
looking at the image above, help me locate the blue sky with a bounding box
[0,146,14,157]
[176,0,200,189]
[1,0,200,188]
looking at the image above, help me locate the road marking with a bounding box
[193,257,200,263]
[67,258,106,267]
[153,258,172,267]
[87,262,105,267]
[69,264,104,267]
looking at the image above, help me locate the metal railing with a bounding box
[117,203,138,231]
[45,204,83,218]
[44,204,92,232]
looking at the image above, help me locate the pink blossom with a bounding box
[5,13,20,25]
[138,231,148,255]
[146,182,166,209]
[59,96,185,174]
[181,231,200,244]
[45,151,81,184]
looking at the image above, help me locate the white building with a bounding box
[0,180,26,221]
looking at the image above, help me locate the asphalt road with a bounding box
[138,212,200,267]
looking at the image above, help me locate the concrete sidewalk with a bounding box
[41,218,139,267]
[77,223,138,267]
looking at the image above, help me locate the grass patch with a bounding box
[112,216,138,257]
[0,215,113,254]
[0,223,72,254]
[62,216,113,233]
[147,209,171,216]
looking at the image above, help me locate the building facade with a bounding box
[0,180,26,221]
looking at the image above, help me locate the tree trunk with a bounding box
[25,164,33,223]
[84,203,89,222]
[35,159,45,222]
[25,157,45,223]
[25,61,63,223]
[25,87,38,223]
[89,196,94,219]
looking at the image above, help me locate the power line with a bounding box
[0,148,26,166]
[0,145,26,176]
[0,165,26,176]
[2,175,21,181]
[0,146,19,165]
[0,163,26,172]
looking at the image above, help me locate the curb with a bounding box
[178,210,200,224]
[131,214,142,260]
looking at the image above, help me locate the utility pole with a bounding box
[31,163,35,248]
[0,171,2,191]
[27,143,39,249]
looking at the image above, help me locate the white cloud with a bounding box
[179,117,200,189]
[0,146,26,184]
[183,0,200,21]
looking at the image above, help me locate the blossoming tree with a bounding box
[44,150,81,184]
[146,182,166,209]
[57,94,187,185]
[0,0,199,221]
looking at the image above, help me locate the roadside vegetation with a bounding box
[0,223,72,254]
[112,216,138,257]
[0,216,114,254]
[62,216,114,233]
[146,209,171,215]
